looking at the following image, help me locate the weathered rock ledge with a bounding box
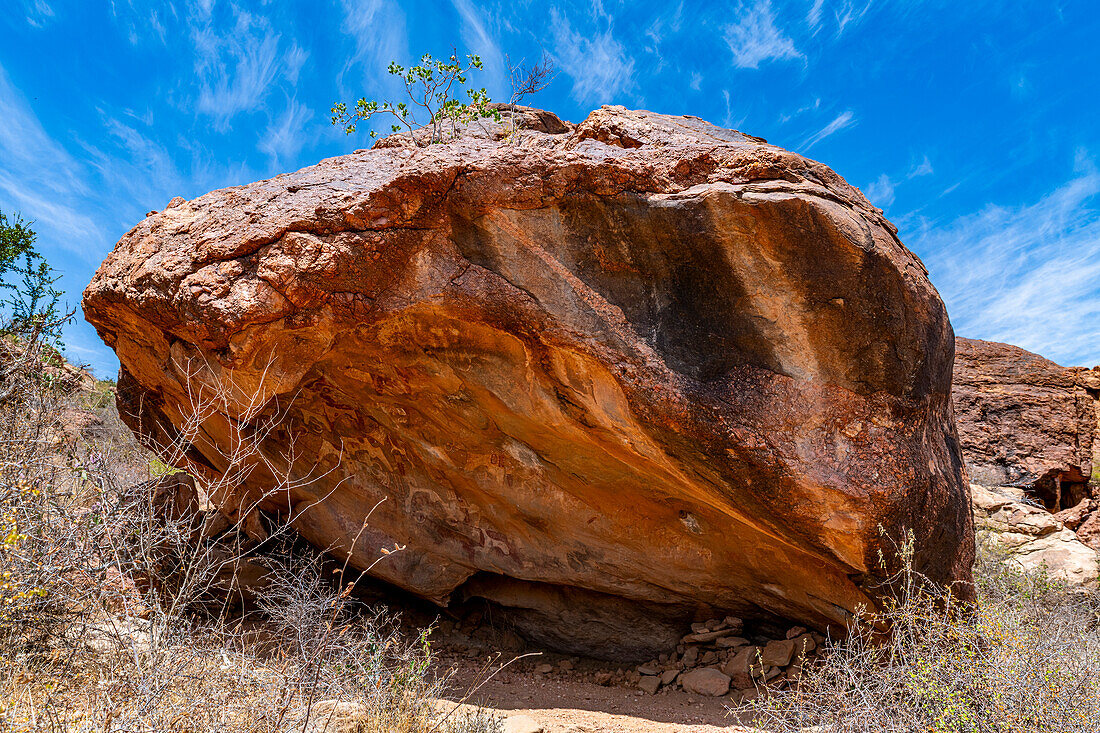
[84,106,973,659]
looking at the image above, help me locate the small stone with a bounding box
[690,622,709,634]
[716,636,749,649]
[761,639,796,668]
[704,618,723,631]
[594,672,612,686]
[660,669,679,686]
[658,653,669,664]
[680,667,731,697]
[700,651,718,665]
[723,616,745,633]
[763,665,781,681]
[558,659,574,671]
[637,676,660,695]
[637,663,659,676]
[534,663,554,674]
[681,646,700,667]
[785,625,808,639]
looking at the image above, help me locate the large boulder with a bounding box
[953,337,1100,509]
[83,106,973,659]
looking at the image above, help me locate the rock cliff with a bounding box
[84,106,974,659]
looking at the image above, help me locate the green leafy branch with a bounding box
[331,51,501,146]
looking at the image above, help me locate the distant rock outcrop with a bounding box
[83,105,973,659]
[971,483,1098,586]
[953,338,1100,510]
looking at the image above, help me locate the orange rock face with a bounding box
[83,106,973,659]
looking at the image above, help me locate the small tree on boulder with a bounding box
[331,51,500,146]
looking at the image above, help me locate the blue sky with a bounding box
[1,0,1098,376]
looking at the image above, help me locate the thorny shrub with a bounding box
[0,344,501,733]
[739,532,1100,732]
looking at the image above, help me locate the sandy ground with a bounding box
[433,651,759,733]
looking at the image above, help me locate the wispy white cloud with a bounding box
[23,0,55,28]
[0,173,101,249]
[260,98,314,168]
[865,173,895,208]
[192,8,283,129]
[799,110,855,150]
[690,71,703,91]
[338,0,409,98]
[724,1,803,69]
[283,43,309,86]
[805,0,875,37]
[450,0,506,95]
[778,96,821,124]
[916,153,1100,367]
[807,0,825,31]
[909,154,934,178]
[108,0,176,45]
[78,113,185,218]
[834,0,875,36]
[645,0,684,46]
[0,64,101,255]
[549,8,635,105]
